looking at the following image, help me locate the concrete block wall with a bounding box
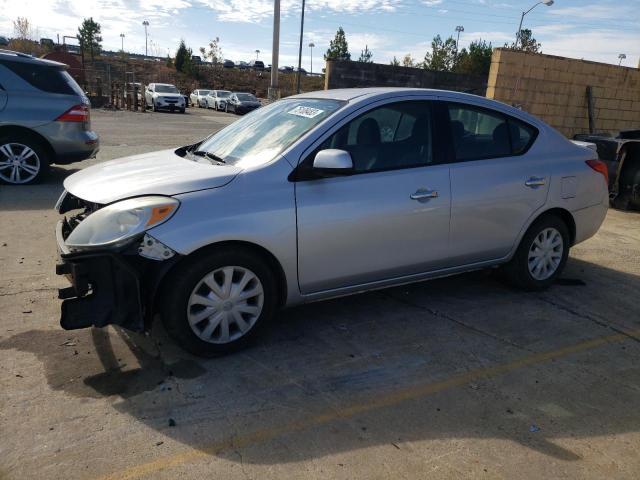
[486,48,640,136]
[325,60,487,96]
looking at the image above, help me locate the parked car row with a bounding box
[190,89,261,114]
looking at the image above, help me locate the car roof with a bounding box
[0,49,67,68]
[291,87,544,127]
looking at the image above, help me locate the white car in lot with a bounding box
[145,83,185,113]
[205,90,232,110]
[55,88,609,356]
[189,89,213,108]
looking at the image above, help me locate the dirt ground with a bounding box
[1,107,639,480]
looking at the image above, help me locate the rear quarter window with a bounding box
[1,61,81,95]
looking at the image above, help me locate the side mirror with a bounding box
[313,149,354,177]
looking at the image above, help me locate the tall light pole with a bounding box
[296,0,306,94]
[618,53,626,66]
[455,25,464,58]
[515,0,553,48]
[269,0,280,99]
[255,49,260,60]
[142,20,149,56]
[308,42,315,74]
[120,33,125,52]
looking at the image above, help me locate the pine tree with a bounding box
[77,18,102,61]
[423,35,457,71]
[358,45,373,63]
[175,39,193,74]
[325,27,351,61]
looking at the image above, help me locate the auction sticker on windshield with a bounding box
[287,106,324,118]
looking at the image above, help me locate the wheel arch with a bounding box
[529,207,576,246]
[0,124,56,161]
[149,239,289,328]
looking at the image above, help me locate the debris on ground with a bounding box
[22,310,32,314]
[529,424,540,433]
[60,340,77,347]
[155,441,164,446]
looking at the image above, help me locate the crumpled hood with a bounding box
[64,149,241,204]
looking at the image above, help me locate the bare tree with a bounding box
[9,17,38,54]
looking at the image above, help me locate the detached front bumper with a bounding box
[56,220,145,331]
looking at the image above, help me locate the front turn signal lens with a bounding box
[147,204,177,227]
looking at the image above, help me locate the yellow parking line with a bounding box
[96,329,640,480]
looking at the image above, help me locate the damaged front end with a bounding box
[55,191,180,332]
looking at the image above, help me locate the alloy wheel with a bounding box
[0,142,41,184]
[187,266,264,344]
[527,227,564,280]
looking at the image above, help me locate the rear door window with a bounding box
[509,118,537,154]
[2,61,81,95]
[447,103,511,161]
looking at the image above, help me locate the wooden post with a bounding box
[586,86,595,134]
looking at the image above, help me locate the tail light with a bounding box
[586,159,609,185]
[56,104,90,124]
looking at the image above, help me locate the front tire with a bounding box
[502,214,570,290]
[0,134,49,185]
[161,248,278,356]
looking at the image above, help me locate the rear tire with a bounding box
[0,133,50,185]
[501,214,570,290]
[161,247,278,356]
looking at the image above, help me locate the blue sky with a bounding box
[1,0,638,71]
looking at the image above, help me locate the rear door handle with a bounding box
[525,177,546,188]
[410,189,438,200]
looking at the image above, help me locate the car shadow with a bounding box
[1,258,639,467]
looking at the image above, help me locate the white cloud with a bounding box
[198,0,401,23]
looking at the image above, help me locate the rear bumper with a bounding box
[573,201,608,245]
[34,123,99,165]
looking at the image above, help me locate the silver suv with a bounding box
[0,50,99,184]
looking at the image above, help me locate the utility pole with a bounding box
[309,42,315,74]
[455,26,464,53]
[120,33,125,52]
[296,0,306,94]
[269,0,280,100]
[142,20,149,56]
[618,53,626,66]
[255,49,260,60]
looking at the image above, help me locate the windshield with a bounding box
[197,98,345,168]
[200,90,212,95]
[218,91,232,98]
[155,85,178,93]
[236,93,257,102]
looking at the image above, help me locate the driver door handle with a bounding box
[410,189,438,200]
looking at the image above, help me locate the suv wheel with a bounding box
[0,134,49,185]
[502,214,570,290]
[161,247,278,356]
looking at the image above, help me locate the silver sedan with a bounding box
[55,88,609,356]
